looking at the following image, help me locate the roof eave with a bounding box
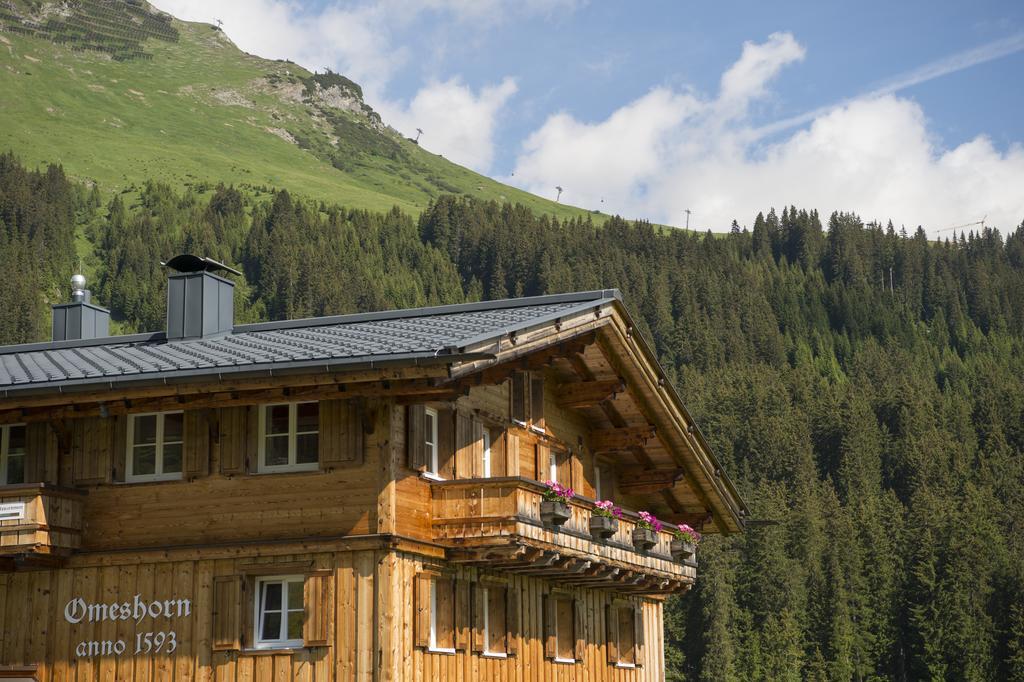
[0,350,495,400]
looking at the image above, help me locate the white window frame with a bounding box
[482,586,507,659]
[126,412,184,482]
[420,407,443,481]
[257,402,319,473]
[253,575,305,650]
[482,430,492,479]
[549,450,558,484]
[428,577,456,654]
[0,423,26,485]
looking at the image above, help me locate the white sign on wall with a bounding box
[65,595,192,658]
[0,502,25,521]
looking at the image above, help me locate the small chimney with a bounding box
[162,255,240,341]
[52,274,111,342]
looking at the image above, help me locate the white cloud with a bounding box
[378,78,518,171]
[513,89,701,207]
[510,33,1024,234]
[718,31,805,113]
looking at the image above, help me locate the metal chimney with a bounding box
[52,274,111,341]
[162,255,239,340]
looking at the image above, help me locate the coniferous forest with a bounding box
[3,153,1024,681]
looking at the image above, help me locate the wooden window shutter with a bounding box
[183,410,212,479]
[574,598,585,661]
[72,417,113,485]
[470,417,484,478]
[437,408,455,479]
[543,594,557,659]
[414,572,431,648]
[218,406,248,475]
[530,373,545,429]
[471,584,486,653]
[489,427,505,477]
[245,405,260,473]
[510,372,527,423]
[454,578,470,651]
[406,405,427,472]
[556,450,572,488]
[455,412,473,480]
[303,571,331,646]
[454,414,485,479]
[536,443,550,482]
[320,400,364,470]
[111,415,127,483]
[505,432,520,477]
[633,602,645,666]
[605,603,619,664]
[505,586,519,656]
[24,422,57,484]
[212,575,243,651]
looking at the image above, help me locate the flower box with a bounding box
[671,539,696,563]
[540,499,571,527]
[632,527,658,552]
[589,515,618,540]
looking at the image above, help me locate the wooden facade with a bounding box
[0,295,746,682]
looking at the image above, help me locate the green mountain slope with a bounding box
[0,0,591,219]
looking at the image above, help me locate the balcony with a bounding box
[0,484,85,569]
[430,477,695,595]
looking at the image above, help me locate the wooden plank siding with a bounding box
[0,548,663,681]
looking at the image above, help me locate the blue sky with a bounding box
[154,0,1024,232]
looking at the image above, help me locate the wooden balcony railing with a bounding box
[0,484,85,568]
[430,477,694,595]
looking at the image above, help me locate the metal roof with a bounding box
[0,290,620,396]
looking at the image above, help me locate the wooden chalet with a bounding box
[0,258,747,682]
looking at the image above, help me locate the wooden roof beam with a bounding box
[591,425,657,453]
[617,467,687,495]
[556,379,625,409]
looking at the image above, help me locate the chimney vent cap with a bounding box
[161,254,242,277]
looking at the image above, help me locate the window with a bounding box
[482,586,507,657]
[259,402,319,472]
[510,371,544,431]
[606,602,643,668]
[481,430,491,478]
[555,596,576,663]
[253,576,304,649]
[430,576,455,653]
[126,413,183,482]
[423,407,440,478]
[0,424,25,485]
[549,449,558,483]
[616,606,636,666]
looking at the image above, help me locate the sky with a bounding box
[149,0,1024,234]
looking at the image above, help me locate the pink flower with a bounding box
[543,480,573,503]
[675,523,701,543]
[636,510,661,531]
[594,499,622,519]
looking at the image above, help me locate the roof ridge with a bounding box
[0,290,621,357]
[233,289,621,334]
